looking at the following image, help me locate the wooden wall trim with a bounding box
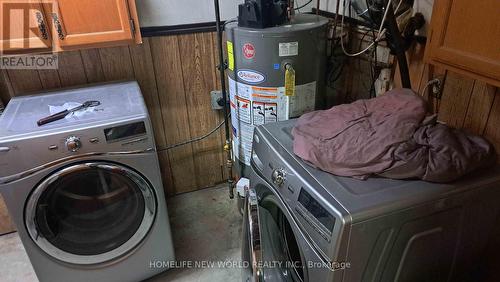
[141,22,220,37]
[1,31,498,195]
[0,195,15,235]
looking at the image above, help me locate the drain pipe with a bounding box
[213,0,234,199]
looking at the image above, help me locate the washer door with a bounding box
[243,187,305,282]
[25,162,156,265]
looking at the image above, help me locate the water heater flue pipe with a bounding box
[213,0,235,199]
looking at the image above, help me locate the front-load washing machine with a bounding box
[0,81,174,282]
[243,119,500,282]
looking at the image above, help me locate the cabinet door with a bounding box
[43,0,138,49]
[425,0,500,87]
[0,0,52,54]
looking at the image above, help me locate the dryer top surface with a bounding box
[0,81,147,140]
[256,119,500,218]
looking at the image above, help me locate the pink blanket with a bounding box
[292,89,496,182]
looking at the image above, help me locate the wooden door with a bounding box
[43,0,138,49]
[425,0,500,87]
[0,0,52,54]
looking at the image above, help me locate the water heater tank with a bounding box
[226,14,328,175]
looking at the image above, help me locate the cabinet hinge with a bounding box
[130,19,136,36]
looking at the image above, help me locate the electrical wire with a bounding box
[369,46,378,97]
[340,0,388,56]
[327,55,345,88]
[368,20,379,98]
[159,118,227,151]
[331,0,341,37]
[354,28,377,97]
[295,0,313,10]
[223,18,237,30]
[393,0,404,16]
[340,0,402,57]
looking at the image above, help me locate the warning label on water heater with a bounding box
[228,76,316,165]
[279,42,299,57]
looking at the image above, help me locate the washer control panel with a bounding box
[251,125,348,263]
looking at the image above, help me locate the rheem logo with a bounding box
[242,43,255,59]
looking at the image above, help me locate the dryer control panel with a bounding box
[0,118,155,179]
[297,189,336,234]
[104,121,147,143]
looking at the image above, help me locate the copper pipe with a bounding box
[316,0,320,14]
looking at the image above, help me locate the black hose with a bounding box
[295,0,313,10]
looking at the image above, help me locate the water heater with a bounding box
[226,14,328,175]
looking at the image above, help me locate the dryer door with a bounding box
[243,186,305,282]
[25,162,156,265]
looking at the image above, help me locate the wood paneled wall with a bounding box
[0,32,227,196]
[393,42,500,159]
[1,32,499,198]
[0,194,15,235]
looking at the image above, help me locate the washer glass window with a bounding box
[260,195,305,282]
[25,162,156,265]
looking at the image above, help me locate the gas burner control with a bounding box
[65,136,82,152]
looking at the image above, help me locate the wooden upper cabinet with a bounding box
[43,0,141,50]
[425,0,500,87]
[0,0,141,53]
[0,0,52,54]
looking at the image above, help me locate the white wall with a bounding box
[137,0,243,27]
[413,0,433,36]
[137,0,433,31]
[318,0,434,36]
[137,0,316,27]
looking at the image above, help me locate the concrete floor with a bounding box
[0,184,243,282]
